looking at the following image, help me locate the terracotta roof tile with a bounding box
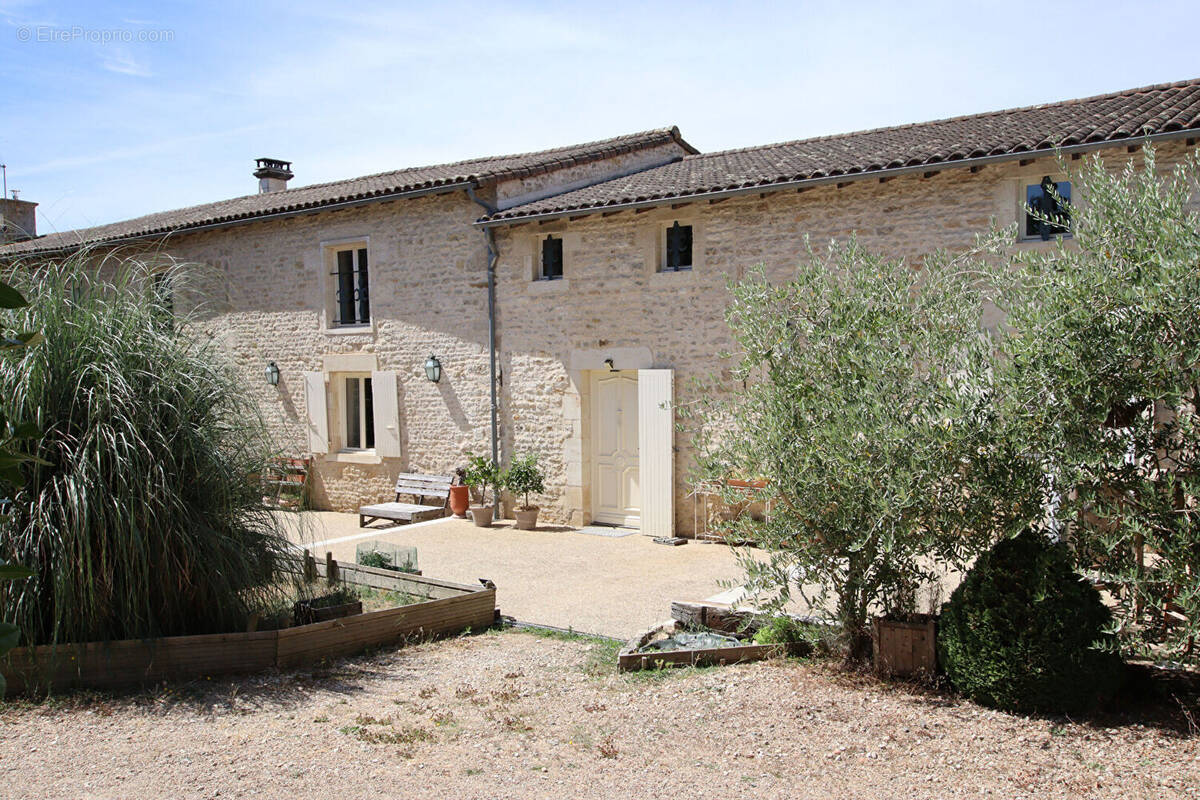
[486,79,1200,223]
[2,127,695,255]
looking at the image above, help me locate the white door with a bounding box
[591,371,640,527]
[638,369,674,538]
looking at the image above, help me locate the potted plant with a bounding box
[448,466,470,518]
[504,453,545,530]
[463,454,501,527]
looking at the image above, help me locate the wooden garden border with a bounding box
[1,556,496,696]
[617,615,799,672]
[618,641,791,672]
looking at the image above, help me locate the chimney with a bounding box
[253,158,293,193]
[0,194,37,243]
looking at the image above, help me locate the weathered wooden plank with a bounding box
[670,600,758,635]
[276,590,495,668]
[872,615,937,678]
[3,631,279,693]
[617,642,787,672]
[3,584,496,696]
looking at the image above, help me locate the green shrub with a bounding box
[0,254,293,645]
[503,453,545,510]
[752,615,818,654]
[685,236,1032,662]
[463,453,501,507]
[938,529,1123,714]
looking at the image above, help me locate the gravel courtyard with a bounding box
[2,630,1196,800]
[284,512,762,638]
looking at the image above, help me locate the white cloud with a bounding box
[101,48,151,77]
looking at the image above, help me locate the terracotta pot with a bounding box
[469,505,494,527]
[449,485,470,518]
[514,506,539,531]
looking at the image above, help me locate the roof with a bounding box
[1,127,695,255]
[484,78,1200,224]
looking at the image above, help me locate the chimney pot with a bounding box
[0,196,37,243]
[253,158,293,193]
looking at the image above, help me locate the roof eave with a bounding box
[2,180,476,258]
[476,128,1198,229]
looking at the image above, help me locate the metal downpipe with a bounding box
[467,186,502,519]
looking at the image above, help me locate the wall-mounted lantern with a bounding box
[603,358,616,372]
[265,361,280,387]
[424,354,442,383]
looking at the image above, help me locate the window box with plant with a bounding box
[463,454,501,527]
[504,453,546,531]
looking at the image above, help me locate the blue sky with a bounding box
[1,0,1198,235]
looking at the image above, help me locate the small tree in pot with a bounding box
[463,454,501,527]
[504,453,545,530]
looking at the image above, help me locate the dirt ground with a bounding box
[2,630,1196,800]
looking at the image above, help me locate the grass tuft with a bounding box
[0,250,295,645]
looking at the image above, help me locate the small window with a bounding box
[344,375,375,450]
[663,221,693,272]
[332,247,370,325]
[1024,177,1071,240]
[539,235,563,280]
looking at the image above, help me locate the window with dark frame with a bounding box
[333,247,370,325]
[1025,177,1071,240]
[344,375,375,450]
[540,234,563,280]
[664,221,693,271]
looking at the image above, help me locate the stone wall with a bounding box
[164,189,495,512]
[491,141,1195,534]
[58,139,1192,528]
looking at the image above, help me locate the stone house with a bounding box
[3,78,1199,537]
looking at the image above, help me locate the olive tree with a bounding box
[991,146,1200,663]
[688,237,1040,660]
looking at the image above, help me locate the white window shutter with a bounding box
[371,371,402,458]
[637,369,674,537]
[303,372,329,454]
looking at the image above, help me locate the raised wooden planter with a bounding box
[872,614,937,678]
[1,561,496,696]
[617,617,798,672]
[618,639,790,672]
[293,597,362,626]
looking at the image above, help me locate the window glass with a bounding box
[540,235,563,280]
[342,375,376,450]
[1025,177,1071,240]
[665,222,693,271]
[364,377,375,449]
[356,248,370,323]
[332,247,369,325]
[337,250,356,324]
[346,377,361,449]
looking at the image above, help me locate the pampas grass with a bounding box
[0,249,294,645]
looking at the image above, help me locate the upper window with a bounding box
[333,246,370,325]
[539,234,563,280]
[663,221,693,272]
[343,375,375,451]
[1024,177,1071,240]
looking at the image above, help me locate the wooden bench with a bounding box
[359,473,453,528]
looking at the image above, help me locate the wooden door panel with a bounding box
[591,372,641,526]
